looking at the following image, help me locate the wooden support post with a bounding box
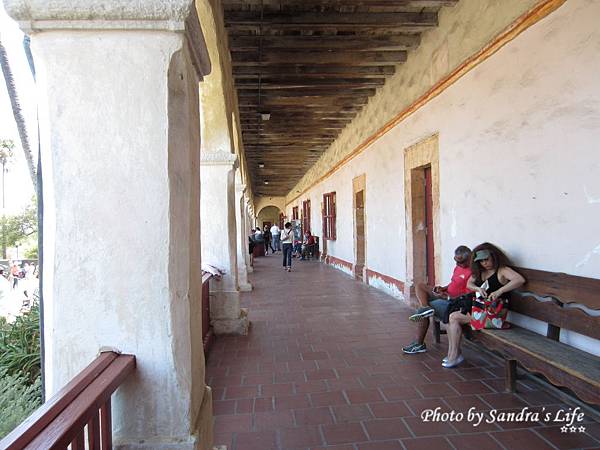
[433,318,441,344]
[506,359,518,392]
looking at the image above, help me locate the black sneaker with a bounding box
[409,306,435,322]
[402,341,427,354]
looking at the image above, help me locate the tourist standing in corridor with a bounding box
[270,223,281,252]
[280,222,293,272]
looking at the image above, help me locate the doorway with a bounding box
[404,134,440,299]
[353,174,366,281]
[354,190,366,280]
[410,166,435,286]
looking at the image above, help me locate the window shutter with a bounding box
[332,192,337,240]
[322,197,326,238]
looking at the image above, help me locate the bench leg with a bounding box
[505,359,517,392]
[433,319,441,344]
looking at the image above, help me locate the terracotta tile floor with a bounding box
[207,255,600,450]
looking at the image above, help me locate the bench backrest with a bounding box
[510,267,600,341]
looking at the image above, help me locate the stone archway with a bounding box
[255,196,286,216]
[257,205,283,230]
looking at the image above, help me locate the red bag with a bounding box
[470,298,510,330]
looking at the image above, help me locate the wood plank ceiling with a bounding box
[223,0,459,196]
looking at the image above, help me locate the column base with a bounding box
[212,308,249,335]
[247,265,254,273]
[116,386,214,450]
[195,386,214,450]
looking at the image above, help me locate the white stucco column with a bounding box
[235,183,252,291]
[3,1,214,449]
[200,151,249,335]
[242,202,254,273]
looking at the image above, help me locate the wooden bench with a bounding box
[472,268,600,405]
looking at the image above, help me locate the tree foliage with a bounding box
[1,199,37,252]
[0,139,14,167]
[0,302,42,438]
[0,369,41,439]
[0,301,41,385]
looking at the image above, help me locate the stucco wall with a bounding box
[290,0,600,352]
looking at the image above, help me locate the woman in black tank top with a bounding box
[443,243,525,368]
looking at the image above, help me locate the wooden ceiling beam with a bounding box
[233,65,395,77]
[243,135,337,140]
[229,34,420,52]
[224,11,438,27]
[231,50,406,65]
[223,1,457,7]
[235,78,386,89]
[240,115,354,122]
[239,96,369,106]
[237,88,377,97]
[238,105,360,110]
[242,124,347,130]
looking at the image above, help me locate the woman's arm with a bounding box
[467,276,487,298]
[489,267,526,300]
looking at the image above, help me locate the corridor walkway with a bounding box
[207,256,600,450]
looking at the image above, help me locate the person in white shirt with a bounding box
[280,222,293,272]
[270,223,281,252]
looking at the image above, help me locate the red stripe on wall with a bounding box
[365,269,405,292]
[325,255,353,272]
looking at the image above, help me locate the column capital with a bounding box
[201,151,239,168]
[3,0,211,77]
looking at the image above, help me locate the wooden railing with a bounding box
[1,351,135,450]
[202,272,214,354]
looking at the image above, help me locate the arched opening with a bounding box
[257,205,282,230]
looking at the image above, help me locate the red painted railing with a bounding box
[202,272,214,354]
[1,351,135,450]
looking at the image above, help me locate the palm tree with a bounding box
[0,139,14,258]
[0,34,36,190]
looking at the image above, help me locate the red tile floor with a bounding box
[206,255,600,450]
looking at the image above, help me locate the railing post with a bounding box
[88,412,101,450]
[101,398,112,450]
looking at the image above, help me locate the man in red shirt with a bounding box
[403,246,472,354]
[300,231,316,260]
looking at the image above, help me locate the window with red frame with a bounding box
[292,206,299,221]
[302,200,311,233]
[322,192,336,240]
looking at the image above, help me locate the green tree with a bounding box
[0,199,37,257]
[1,140,15,258]
[0,139,14,209]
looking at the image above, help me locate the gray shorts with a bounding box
[429,299,450,320]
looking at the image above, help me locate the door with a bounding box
[354,190,366,280]
[410,166,435,286]
[424,167,435,285]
